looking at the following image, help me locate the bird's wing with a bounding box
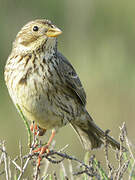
[57,51,86,106]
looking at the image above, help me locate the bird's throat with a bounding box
[42,38,57,62]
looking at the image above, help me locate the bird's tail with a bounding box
[70,111,120,150]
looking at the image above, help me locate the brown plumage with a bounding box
[4,19,120,151]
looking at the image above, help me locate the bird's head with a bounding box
[13,19,62,54]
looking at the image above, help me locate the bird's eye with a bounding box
[50,25,54,28]
[33,26,39,31]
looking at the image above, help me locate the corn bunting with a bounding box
[4,19,121,164]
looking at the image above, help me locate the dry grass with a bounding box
[0,122,134,180]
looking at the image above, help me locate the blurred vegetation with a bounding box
[0,122,134,179]
[0,0,135,178]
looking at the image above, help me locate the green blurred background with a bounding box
[0,0,135,176]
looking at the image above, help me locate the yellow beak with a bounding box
[46,27,62,37]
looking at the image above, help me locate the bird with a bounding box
[4,19,121,166]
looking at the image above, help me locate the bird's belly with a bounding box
[21,95,63,129]
[17,83,67,129]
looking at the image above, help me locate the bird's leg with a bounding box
[37,126,46,136]
[33,129,56,167]
[30,122,46,136]
[30,122,38,135]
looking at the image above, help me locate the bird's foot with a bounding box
[33,129,56,167]
[33,145,49,167]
